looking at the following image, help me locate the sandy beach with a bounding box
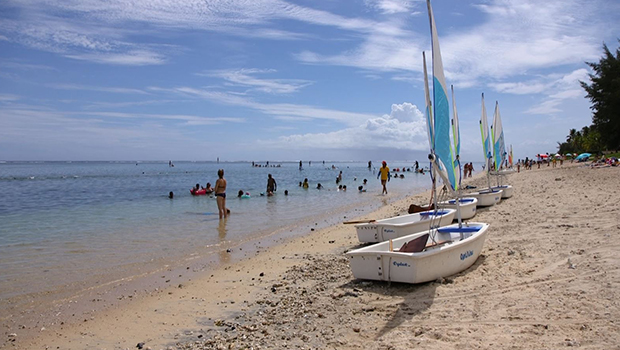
[5,162,620,349]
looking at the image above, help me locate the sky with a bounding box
[1,0,619,162]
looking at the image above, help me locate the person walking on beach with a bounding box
[377,161,390,195]
[214,169,227,219]
[266,174,277,196]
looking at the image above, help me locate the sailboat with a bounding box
[354,47,455,244]
[438,85,478,219]
[489,102,514,198]
[467,94,503,206]
[346,0,489,284]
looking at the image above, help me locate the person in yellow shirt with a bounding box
[377,161,390,194]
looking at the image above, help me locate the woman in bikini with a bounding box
[214,169,227,219]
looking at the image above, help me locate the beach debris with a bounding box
[328,240,335,244]
[568,258,576,269]
[136,342,145,349]
[226,248,232,253]
[259,272,264,277]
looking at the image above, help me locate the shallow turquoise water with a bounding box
[1,160,452,304]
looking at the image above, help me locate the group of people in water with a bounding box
[181,159,478,219]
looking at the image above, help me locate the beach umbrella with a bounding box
[575,153,591,161]
[555,154,562,158]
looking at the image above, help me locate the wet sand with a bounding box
[5,162,620,349]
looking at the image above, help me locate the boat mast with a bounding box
[451,85,463,230]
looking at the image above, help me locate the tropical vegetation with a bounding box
[558,40,619,155]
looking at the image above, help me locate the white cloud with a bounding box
[495,69,589,115]
[258,102,428,151]
[295,0,608,87]
[0,93,20,102]
[365,0,415,14]
[65,50,166,66]
[199,69,313,94]
[49,83,149,95]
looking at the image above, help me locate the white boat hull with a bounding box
[355,209,456,243]
[440,197,477,220]
[347,222,489,284]
[490,169,516,175]
[468,189,502,207]
[492,185,513,198]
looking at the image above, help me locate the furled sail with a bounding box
[479,93,492,164]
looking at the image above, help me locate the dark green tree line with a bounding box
[579,40,620,151]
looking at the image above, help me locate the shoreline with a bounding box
[7,163,620,349]
[1,175,431,349]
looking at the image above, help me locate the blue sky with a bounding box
[1,0,618,162]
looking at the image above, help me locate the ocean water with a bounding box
[0,160,452,310]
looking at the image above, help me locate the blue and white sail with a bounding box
[479,93,492,164]
[426,0,458,193]
[491,101,506,171]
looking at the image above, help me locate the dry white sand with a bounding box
[5,163,620,350]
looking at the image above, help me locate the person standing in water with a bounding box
[214,169,227,219]
[266,174,277,196]
[377,161,390,195]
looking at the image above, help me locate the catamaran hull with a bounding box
[347,222,489,284]
[355,209,456,243]
[440,197,477,220]
[492,185,513,199]
[468,189,502,207]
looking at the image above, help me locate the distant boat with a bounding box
[347,0,489,284]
